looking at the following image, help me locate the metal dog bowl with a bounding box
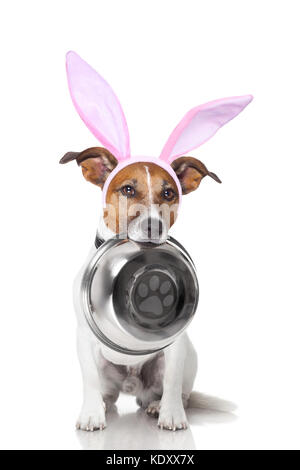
[80,237,199,355]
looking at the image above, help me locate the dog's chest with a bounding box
[101,347,164,394]
[100,343,156,366]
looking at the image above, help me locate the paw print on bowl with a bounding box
[136,274,175,315]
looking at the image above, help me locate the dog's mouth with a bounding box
[127,216,168,245]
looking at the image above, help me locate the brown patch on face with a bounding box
[104,162,179,234]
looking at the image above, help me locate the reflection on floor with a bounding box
[76,394,237,450]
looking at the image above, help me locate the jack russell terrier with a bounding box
[60,51,252,432]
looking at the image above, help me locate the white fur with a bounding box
[127,166,168,244]
[144,165,153,204]
[74,217,198,431]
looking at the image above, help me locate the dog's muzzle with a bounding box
[80,236,199,355]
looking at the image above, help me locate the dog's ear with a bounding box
[59,147,118,188]
[171,156,221,195]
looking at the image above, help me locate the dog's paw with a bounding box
[76,406,106,432]
[146,400,161,417]
[157,402,188,431]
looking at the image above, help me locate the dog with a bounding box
[61,51,252,432]
[60,148,221,431]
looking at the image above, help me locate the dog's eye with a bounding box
[121,185,136,197]
[162,188,176,201]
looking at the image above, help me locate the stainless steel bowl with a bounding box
[80,236,199,355]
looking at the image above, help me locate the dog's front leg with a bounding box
[76,328,106,431]
[158,334,188,431]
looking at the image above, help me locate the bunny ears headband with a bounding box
[64,51,253,204]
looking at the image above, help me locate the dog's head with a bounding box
[61,51,252,243]
[60,148,221,243]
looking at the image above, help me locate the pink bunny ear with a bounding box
[66,51,130,161]
[160,95,253,164]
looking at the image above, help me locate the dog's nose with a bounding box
[142,218,163,238]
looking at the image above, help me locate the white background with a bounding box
[0,0,299,450]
